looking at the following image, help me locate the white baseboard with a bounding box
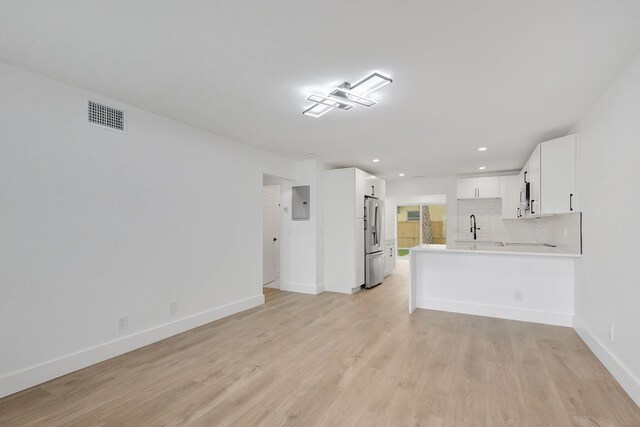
[573,319,640,407]
[0,294,265,399]
[416,297,573,327]
[279,282,324,295]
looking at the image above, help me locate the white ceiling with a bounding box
[2,1,640,179]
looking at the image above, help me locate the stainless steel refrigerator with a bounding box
[364,196,384,289]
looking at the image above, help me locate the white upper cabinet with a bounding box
[500,175,520,219]
[457,176,500,199]
[457,178,477,199]
[476,176,501,198]
[527,144,542,217]
[518,133,579,219]
[367,176,384,199]
[540,134,577,214]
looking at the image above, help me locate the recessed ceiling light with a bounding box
[478,166,486,170]
[398,173,405,177]
[478,147,487,151]
[372,159,380,163]
[303,72,392,117]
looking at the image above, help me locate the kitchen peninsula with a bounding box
[409,243,581,326]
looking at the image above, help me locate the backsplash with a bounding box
[457,198,581,252]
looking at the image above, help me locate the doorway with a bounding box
[263,184,280,288]
[396,204,447,259]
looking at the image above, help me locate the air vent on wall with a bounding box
[88,100,125,132]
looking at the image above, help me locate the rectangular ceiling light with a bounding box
[302,71,392,117]
[302,103,334,117]
[333,89,378,107]
[349,72,393,96]
[306,93,354,110]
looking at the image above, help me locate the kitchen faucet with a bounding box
[470,214,481,240]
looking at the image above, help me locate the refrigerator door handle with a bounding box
[374,205,379,245]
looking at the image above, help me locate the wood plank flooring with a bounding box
[1,260,639,426]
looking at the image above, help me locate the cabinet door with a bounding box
[540,135,577,214]
[389,242,396,272]
[476,176,500,198]
[355,170,366,218]
[369,178,379,198]
[457,178,478,199]
[355,218,365,287]
[500,175,519,219]
[527,145,541,217]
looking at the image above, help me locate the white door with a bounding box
[263,185,280,285]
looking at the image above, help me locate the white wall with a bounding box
[0,61,295,398]
[279,160,325,294]
[386,176,458,240]
[572,53,640,405]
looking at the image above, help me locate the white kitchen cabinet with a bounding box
[500,175,520,219]
[384,239,396,276]
[355,218,365,286]
[540,134,577,214]
[519,134,578,218]
[457,176,501,199]
[323,167,385,294]
[517,168,527,218]
[355,169,367,218]
[527,144,541,217]
[457,178,477,199]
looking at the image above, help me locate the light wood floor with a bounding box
[1,261,639,426]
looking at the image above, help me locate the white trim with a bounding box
[416,297,572,327]
[279,282,324,295]
[573,318,640,407]
[0,294,264,399]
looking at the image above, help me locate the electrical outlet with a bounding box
[118,316,128,331]
[609,325,615,341]
[514,291,524,302]
[169,301,177,314]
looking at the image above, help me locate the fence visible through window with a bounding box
[396,204,446,258]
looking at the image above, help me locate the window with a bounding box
[397,204,447,258]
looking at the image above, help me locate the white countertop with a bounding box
[410,242,581,258]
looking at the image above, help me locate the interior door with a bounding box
[263,185,280,285]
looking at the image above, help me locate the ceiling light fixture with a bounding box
[479,166,486,170]
[399,173,405,177]
[306,93,355,110]
[303,72,392,117]
[372,159,380,163]
[302,103,334,118]
[478,147,487,151]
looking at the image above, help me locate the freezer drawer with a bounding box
[365,252,384,289]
